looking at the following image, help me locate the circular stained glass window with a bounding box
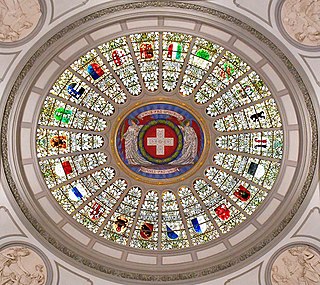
[36,32,284,250]
[115,102,205,181]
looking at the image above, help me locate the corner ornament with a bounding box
[281,0,320,47]
[0,245,47,284]
[270,245,320,285]
[0,0,41,43]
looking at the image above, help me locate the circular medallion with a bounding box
[269,244,320,285]
[116,103,205,180]
[0,244,49,284]
[139,119,183,164]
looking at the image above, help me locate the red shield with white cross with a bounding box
[117,103,205,179]
[143,124,177,159]
[138,120,183,164]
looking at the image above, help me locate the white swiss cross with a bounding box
[147,128,174,155]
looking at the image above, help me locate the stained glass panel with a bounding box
[195,51,250,104]
[130,191,159,250]
[161,191,188,250]
[39,96,107,131]
[162,32,192,91]
[101,186,142,245]
[36,128,104,158]
[39,152,108,188]
[216,130,284,159]
[74,178,126,233]
[178,187,219,245]
[213,99,282,132]
[35,31,285,250]
[98,37,142,96]
[129,32,160,91]
[180,37,224,96]
[70,49,127,104]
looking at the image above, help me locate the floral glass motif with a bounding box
[98,37,142,96]
[130,32,159,91]
[162,32,192,91]
[36,31,284,250]
[180,37,224,96]
[161,191,188,250]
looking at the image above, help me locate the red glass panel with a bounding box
[214,204,230,220]
[140,222,153,240]
[112,49,126,67]
[61,161,72,175]
[89,202,103,220]
[234,185,251,202]
[140,43,154,60]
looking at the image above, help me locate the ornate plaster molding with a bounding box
[292,207,320,242]
[0,1,318,283]
[49,0,89,23]
[0,206,26,239]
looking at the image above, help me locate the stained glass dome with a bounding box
[35,31,284,251]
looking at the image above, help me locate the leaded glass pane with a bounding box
[161,191,188,250]
[180,37,224,96]
[129,32,160,91]
[178,187,219,245]
[130,191,159,250]
[98,37,142,96]
[162,32,192,91]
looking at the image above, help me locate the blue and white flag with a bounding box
[191,216,207,233]
[69,184,87,201]
[166,225,179,240]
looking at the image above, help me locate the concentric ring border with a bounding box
[0,1,318,283]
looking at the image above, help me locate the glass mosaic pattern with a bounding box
[36,32,284,250]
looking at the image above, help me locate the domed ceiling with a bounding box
[0,1,318,284]
[36,31,283,250]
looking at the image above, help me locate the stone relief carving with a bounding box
[281,0,320,46]
[0,246,46,285]
[0,0,41,42]
[271,245,320,285]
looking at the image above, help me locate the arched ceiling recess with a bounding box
[1,1,318,284]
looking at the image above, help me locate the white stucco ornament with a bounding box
[0,0,41,42]
[0,246,47,284]
[271,245,320,285]
[281,0,320,46]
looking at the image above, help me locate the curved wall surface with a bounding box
[0,1,319,285]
